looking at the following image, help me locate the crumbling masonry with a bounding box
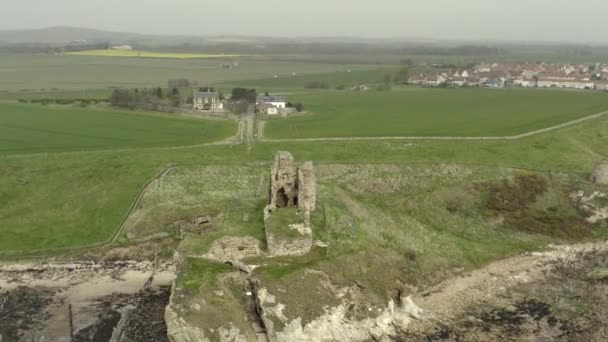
[591,160,608,185]
[264,151,316,256]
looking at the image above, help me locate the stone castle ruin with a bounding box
[591,160,608,185]
[264,151,316,256]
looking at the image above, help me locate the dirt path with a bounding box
[261,110,608,143]
[244,105,255,145]
[407,241,608,332]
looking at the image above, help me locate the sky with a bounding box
[2,0,608,43]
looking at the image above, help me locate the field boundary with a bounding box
[260,110,608,142]
[0,164,173,260]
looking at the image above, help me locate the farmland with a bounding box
[1,51,608,337]
[218,67,397,92]
[0,53,372,91]
[264,87,608,139]
[66,50,245,59]
[0,103,236,155]
[1,111,607,255]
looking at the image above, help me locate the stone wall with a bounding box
[591,161,608,185]
[297,161,317,216]
[269,151,299,209]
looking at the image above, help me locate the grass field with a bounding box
[218,67,397,92]
[265,87,608,139]
[0,103,236,154]
[1,111,607,255]
[0,53,372,91]
[66,50,245,59]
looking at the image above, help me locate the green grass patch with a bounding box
[265,207,304,240]
[221,67,396,92]
[0,103,236,154]
[178,257,232,291]
[264,87,608,139]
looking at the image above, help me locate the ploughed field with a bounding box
[0,103,236,154]
[264,87,608,139]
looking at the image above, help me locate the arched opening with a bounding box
[276,188,288,208]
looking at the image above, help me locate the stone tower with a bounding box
[264,151,317,256]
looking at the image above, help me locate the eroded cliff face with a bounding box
[165,242,608,342]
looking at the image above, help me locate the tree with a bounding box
[231,88,257,103]
[400,58,414,66]
[383,74,392,90]
[295,103,304,112]
[394,66,410,84]
[170,88,180,107]
[155,87,163,98]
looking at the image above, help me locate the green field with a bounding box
[66,50,245,59]
[219,68,396,92]
[0,53,371,91]
[0,103,236,154]
[265,87,608,139]
[1,55,608,260]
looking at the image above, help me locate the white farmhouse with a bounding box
[193,91,223,111]
[256,95,287,109]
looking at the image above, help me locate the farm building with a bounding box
[257,95,287,109]
[193,91,223,111]
[258,102,279,115]
[256,95,287,115]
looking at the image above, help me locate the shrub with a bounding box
[305,81,330,89]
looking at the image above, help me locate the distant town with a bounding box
[411,62,608,90]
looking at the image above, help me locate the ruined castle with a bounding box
[264,151,316,256]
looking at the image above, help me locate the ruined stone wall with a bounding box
[264,151,317,257]
[269,151,298,209]
[297,161,317,214]
[265,224,314,257]
[591,161,608,185]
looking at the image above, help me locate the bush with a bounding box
[335,85,345,90]
[18,99,29,104]
[305,81,330,89]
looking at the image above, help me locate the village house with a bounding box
[256,95,287,115]
[193,91,223,111]
[410,61,608,91]
[423,75,448,87]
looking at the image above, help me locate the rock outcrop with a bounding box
[203,236,262,263]
[591,160,608,185]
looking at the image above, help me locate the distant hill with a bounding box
[0,26,204,46]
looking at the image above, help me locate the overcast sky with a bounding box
[2,0,608,42]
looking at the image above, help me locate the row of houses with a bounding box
[412,62,608,90]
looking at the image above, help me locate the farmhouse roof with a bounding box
[257,95,286,103]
